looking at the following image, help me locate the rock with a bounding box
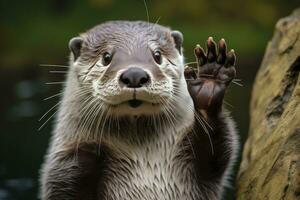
[236,8,300,200]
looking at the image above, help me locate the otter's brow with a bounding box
[148,38,174,56]
[94,46,114,55]
[148,39,166,54]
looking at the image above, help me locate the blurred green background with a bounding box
[0,0,299,199]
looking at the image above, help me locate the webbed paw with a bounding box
[185,37,236,112]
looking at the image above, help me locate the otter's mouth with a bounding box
[106,88,162,110]
[128,99,143,108]
[108,97,163,116]
[126,99,160,108]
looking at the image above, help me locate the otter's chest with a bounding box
[100,134,201,200]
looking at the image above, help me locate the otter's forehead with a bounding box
[83,21,175,55]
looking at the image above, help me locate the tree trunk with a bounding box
[236,8,300,200]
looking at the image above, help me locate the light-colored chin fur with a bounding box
[108,102,163,116]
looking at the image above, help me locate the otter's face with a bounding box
[69,21,187,116]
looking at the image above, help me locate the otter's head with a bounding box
[68,21,191,117]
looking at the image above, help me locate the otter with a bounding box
[40,21,238,200]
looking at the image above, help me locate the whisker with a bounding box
[49,71,68,74]
[186,133,196,159]
[96,104,108,155]
[86,101,101,140]
[224,100,233,108]
[38,110,58,131]
[232,80,243,87]
[143,0,150,22]
[188,104,215,155]
[45,82,65,85]
[107,108,113,144]
[158,98,176,131]
[40,64,69,68]
[184,62,198,65]
[156,93,198,158]
[77,97,96,135]
[75,97,98,149]
[38,102,60,122]
[93,106,111,154]
[43,92,63,101]
[155,16,161,25]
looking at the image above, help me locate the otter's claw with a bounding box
[217,38,227,64]
[185,37,236,112]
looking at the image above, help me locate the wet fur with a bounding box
[40,21,238,200]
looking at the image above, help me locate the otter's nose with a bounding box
[120,67,150,88]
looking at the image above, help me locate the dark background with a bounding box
[0,0,299,199]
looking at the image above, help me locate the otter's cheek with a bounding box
[95,79,135,104]
[92,80,101,97]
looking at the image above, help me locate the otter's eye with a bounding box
[153,50,162,65]
[102,52,112,66]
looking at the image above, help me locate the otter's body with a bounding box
[40,21,238,200]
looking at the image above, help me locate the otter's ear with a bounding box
[171,31,183,54]
[69,37,83,61]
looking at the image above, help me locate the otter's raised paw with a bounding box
[185,37,236,112]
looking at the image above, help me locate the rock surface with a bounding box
[236,8,300,200]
